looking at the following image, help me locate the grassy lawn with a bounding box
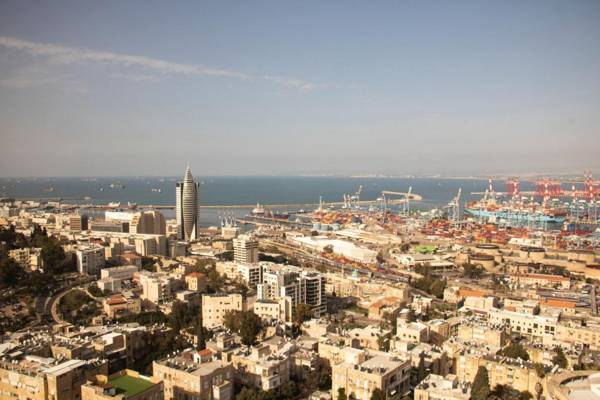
[109,375,155,397]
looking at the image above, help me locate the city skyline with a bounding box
[1,1,599,177]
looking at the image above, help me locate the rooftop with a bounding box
[108,374,155,398]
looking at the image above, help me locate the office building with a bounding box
[69,214,89,231]
[91,220,129,233]
[175,166,200,241]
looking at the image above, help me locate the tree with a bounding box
[461,263,484,279]
[196,317,207,350]
[502,343,530,361]
[429,279,446,299]
[552,346,568,369]
[370,388,385,400]
[40,240,67,273]
[471,366,490,400]
[294,303,313,326]
[533,362,546,378]
[223,310,263,346]
[0,257,24,287]
[377,332,389,352]
[382,309,400,334]
[323,244,334,254]
[280,381,299,399]
[337,388,347,400]
[417,353,428,382]
[236,387,259,400]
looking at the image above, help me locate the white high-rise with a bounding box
[176,166,200,241]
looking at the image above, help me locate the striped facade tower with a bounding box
[175,166,200,240]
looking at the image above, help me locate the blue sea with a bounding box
[0,176,539,227]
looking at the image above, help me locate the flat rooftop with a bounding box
[108,375,155,397]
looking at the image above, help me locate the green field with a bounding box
[109,375,155,397]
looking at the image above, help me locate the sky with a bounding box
[0,0,599,177]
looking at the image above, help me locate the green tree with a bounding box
[294,303,313,326]
[236,387,260,400]
[196,317,207,350]
[280,381,299,399]
[471,366,490,400]
[461,263,484,279]
[40,240,67,273]
[337,388,347,400]
[370,388,385,400]
[552,346,568,369]
[0,257,24,287]
[223,310,263,346]
[417,353,428,382]
[502,343,530,361]
[519,391,533,400]
[533,362,546,378]
[429,279,446,298]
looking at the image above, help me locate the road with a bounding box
[49,286,101,324]
[32,275,97,326]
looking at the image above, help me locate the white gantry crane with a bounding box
[380,187,422,217]
[445,188,462,224]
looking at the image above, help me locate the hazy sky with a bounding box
[1,0,599,177]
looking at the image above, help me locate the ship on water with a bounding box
[465,201,568,224]
[465,179,569,225]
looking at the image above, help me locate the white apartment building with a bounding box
[258,263,326,315]
[75,245,106,275]
[488,308,558,338]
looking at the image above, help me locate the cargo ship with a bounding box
[465,196,568,224]
[465,205,567,224]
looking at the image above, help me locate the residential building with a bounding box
[397,320,430,344]
[103,293,142,319]
[488,308,557,338]
[201,293,244,328]
[153,350,234,400]
[508,273,571,289]
[81,369,163,400]
[455,351,543,394]
[457,321,510,347]
[233,235,259,264]
[258,263,326,315]
[332,349,410,400]
[230,344,293,391]
[76,245,106,275]
[139,272,173,306]
[0,354,108,400]
[414,374,470,400]
[186,271,208,293]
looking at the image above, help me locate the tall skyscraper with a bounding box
[176,166,200,241]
